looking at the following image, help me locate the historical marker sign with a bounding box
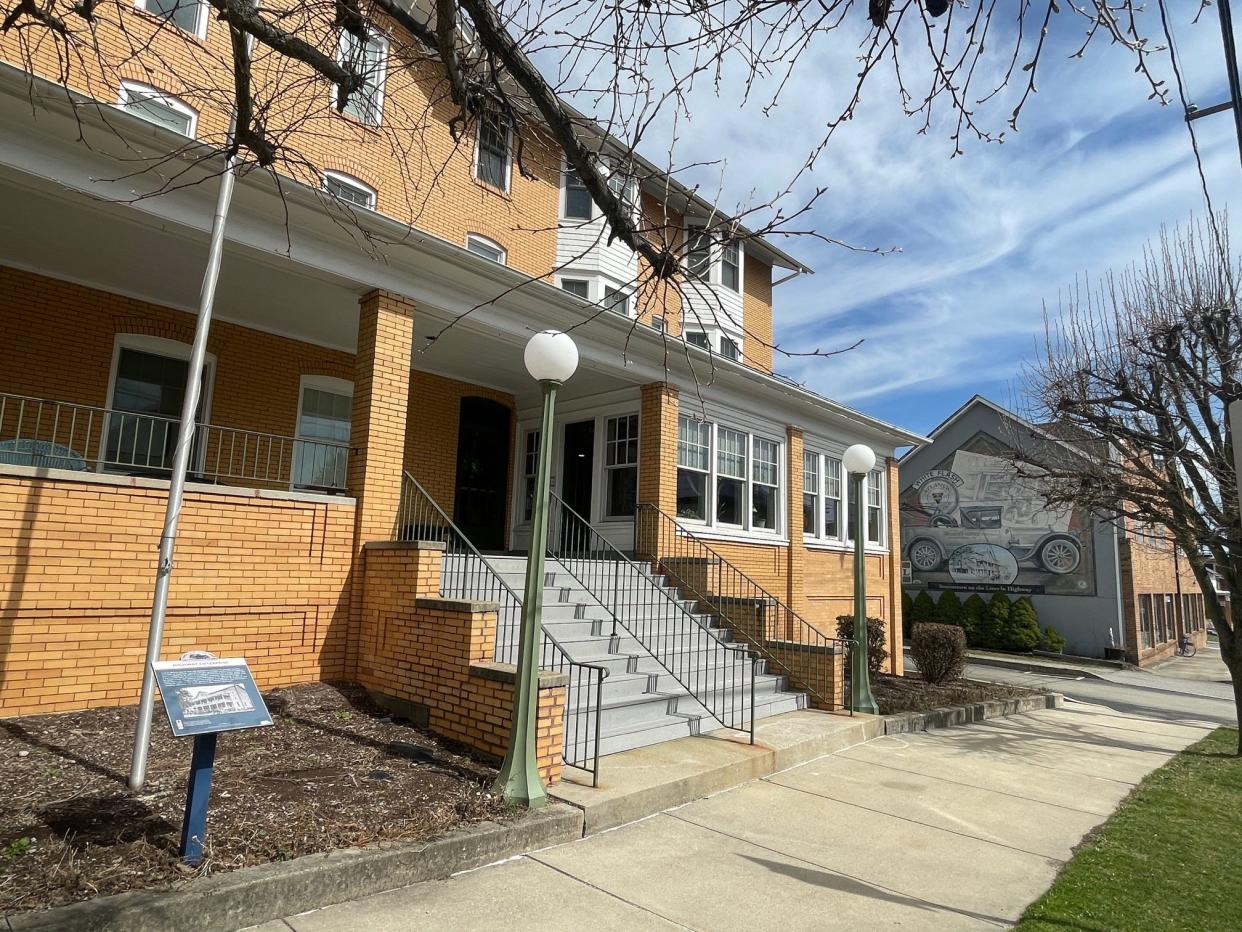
[153,657,272,737]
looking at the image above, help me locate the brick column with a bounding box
[636,382,679,560]
[347,290,416,676]
[786,427,806,622]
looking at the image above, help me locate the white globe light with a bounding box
[842,443,876,475]
[524,330,579,383]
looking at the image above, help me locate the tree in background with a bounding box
[961,595,988,647]
[974,593,1011,650]
[1022,220,1242,751]
[902,591,914,638]
[1004,597,1041,652]
[910,591,937,630]
[934,590,963,630]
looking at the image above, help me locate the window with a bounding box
[803,452,819,536]
[716,428,747,526]
[677,416,711,520]
[294,377,351,490]
[604,415,639,519]
[475,116,511,190]
[118,82,196,137]
[562,163,592,220]
[686,225,713,280]
[521,430,539,521]
[752,437,779,531]
[606,161,637,216]
[323,172,376,209]
[603,286,630,316]
[1139,594,1154,649]
[136,0,205,36]
[721,240,740,291]
[105,338,211,474]
[867,470,885,545]
[823,457,842,539]
[560,278,590,299]
[651,315,666,333]
[466,234,506,264]
[336,29,387,125]
[720,336,741,361]
[685,331,710,350]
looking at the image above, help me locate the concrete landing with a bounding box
[550,709,882,834]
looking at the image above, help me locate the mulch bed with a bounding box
[872,673,1043,715]
[0,682,511,915]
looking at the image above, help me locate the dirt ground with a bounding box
[0,682,511,914]
[872,673,1041,714]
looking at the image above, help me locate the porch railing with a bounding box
[395,472,608,785]
[636,502,852,714]
[548,492,757,741]
[0,391,348,492]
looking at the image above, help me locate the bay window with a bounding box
[677,416,710,520]
[676,415,783,534]
[802,450,884,548]
[716,428,747,526]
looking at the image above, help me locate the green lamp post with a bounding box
[843,442,880,715]
[493,330,579,807]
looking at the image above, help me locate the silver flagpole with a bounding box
[128,150,240,791]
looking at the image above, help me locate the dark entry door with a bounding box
[559,419,595,548]
[453,397,511,551]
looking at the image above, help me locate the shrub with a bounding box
[974,592,1011,649]
[910,623,967,684]
[960,594,988,646]
[934,590,963,629]
[1042,626,1067,653]
[901,590,914,637]
[1003,596,1041,651]
[836,615,889,677]
[910,591,937,628]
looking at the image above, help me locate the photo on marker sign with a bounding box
[175,683,256,718]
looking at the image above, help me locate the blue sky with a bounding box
[620,5,1242,438]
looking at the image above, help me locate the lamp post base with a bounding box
[492,758,549,809]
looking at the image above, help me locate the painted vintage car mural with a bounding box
[901,436,1095,595]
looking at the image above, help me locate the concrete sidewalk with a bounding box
[250,705,1213,931]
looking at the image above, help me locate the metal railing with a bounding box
[548,492,757,742]
[0,392,348,492]
[396,472,608,785]
[635,502,852,714]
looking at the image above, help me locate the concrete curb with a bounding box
[965,652,1111,680]
[5,804,584,932]
[881,692,1064,735]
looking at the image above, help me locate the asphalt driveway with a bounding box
[253,704,1213,931]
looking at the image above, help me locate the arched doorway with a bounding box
[453,397,512,551]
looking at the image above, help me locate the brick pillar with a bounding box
[636,382,679,559]
[786,426,806,624]
[347,290,416,676]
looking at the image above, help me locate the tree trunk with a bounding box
[1216,615,1242,756]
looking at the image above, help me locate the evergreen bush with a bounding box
[975,592,1011,649]
[1003,596,1041,651]
[836,615,889,677]
[960,594,988,647]
[1042,626,1067,653]
[935,590,963,629]
[902,590,914,637]
[910,591,937,628]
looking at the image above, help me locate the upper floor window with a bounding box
[560,278,590,299]
[136,0,206,37]
[720,336,741,361]
[336,29,388,126]
[685,331,710,350]
[476,117,511,191]
[562,164,592,220]
[721,240,741,292]
[651,315,666,333]
[323,171,376,209]
[466,234,506,264]
[686,225,713,281]
[118,81,197,137]
[603,286,631,317]
[844,465,886,547]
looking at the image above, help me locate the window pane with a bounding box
[295,386,350,489]
[847,479,858,542]
[677,416,710,471]
[339,32,385,125]
[324,175,374,208]
[477,118,509,188]
[717,428,746,479]
[686,331,710,349]
[106,348,197,472]
[561,279,590,298]
[717,476,744,525]
[467,237,504,263]
[803,493,817,535]
[523,430,539,520]
[825,494,840,539]
[721,241,740,291]
[752,483,776,530]
[824,457,842,499]
[687,227,712,280]
[803,452,819,494]
[652,316,666,333]
[721,337,740,361]
[752,437,777,486]
[603,287,630,316]
[147,0,201,33]
[563,165,592,220]
[605,466,637,518]
[677,469,706,520]
[605,415,638,467]
[123,89,192,136]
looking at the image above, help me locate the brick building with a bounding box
[899,396,1209,666]
[0,3,923,781]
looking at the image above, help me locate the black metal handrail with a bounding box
[548,493,757,742]
[396,472,608,785]
[635,502,852,714]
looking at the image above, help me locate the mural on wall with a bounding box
[901,432,1095,596]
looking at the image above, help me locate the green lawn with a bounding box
[1017,727,1242,932]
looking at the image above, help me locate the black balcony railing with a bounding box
[0,392,348,492]
[396,472,608,785]
[636,502,852,714]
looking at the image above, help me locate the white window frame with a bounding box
[685,222,715,282]
[603,285,632,318]
[677,415,784,537]
[559,277,591,299]
[134,0,208,38]
[720,239,741,292]
[118,81,198,137]
[801,447,887,551]
[293,375,353,491]
[720,335,742,361]
[651,315,666,333]
[685,330,710,350]
[103,334,215,476]
[520,428,540,522]
[322,170,376,210]
[334,27,388,126]
[560,160,592,221]
[466,233,507,264]
[602,413,640,520]
[474,116,512,192]
[802,451,819,538]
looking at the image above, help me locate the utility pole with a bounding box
[1185,0,1242,170]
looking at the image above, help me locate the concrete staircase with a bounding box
[443,554,806,757]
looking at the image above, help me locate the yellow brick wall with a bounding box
[1120,531,1205,666]
[743,254,774,374]
[0,474,354,715]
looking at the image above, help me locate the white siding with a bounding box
[556,216,639,284]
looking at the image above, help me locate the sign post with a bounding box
[152,656,272,864]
